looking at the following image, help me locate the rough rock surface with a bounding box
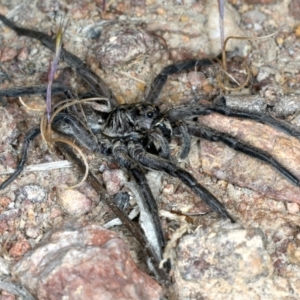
[199,113,300,203]
[173,220,300,299]
[1,0,300,299]
[12,221,162,300]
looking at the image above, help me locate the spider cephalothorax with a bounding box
[1,14,300,286]
[101,103,171,140]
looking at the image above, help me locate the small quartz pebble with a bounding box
[17,47,29,61]
[12,221,162,300]
[287,241,300,264]
[0,47,17,62]
[9,237,31,258]
[163,184,174,195]
[16,185,47,203]
[57,189,93,216]
[102,169,127,195]
[287,202,300,214]
[25,226,41,239]
[0,108,16,143]
[0,291,15,300]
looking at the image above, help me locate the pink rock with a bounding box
[0,47,17,62]
[17,47,29,61]
[102,169,127,195]
[199,113,300,204]
[12,221,162,300]
[57,189,93,216]
[9,237,31,258]
[289,0,300,20]
[0,291,16,300]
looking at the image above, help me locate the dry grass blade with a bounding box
[52,137,89,189]
[219,31,278,91]
[39,97,107,188]
[217,65,251,91]
[51,97,108,115]
[18,96,45,112]
[0,160,72,175]
[40,112,89,189]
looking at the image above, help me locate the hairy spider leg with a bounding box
[144,130,171,159]
[0,111,167,257]
[0,83,69,98]
[168,104,300,186]
[0,14,118,108]
[0,112,105,190]
[144,58,214,104]
[0,128,40,189]
[176,121,191,159]
[211,97,300,139]
[168,102,300,145]
[143,58,215,158]
[59,143,171,286]
[185,122,300,187]
[112,142,166,256]
[127,141,234,222]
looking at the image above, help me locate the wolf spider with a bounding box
[1,14,300,284]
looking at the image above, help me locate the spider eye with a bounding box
[147,111,154,118]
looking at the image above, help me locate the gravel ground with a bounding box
[1,0,300,299]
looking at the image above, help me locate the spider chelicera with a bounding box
[1,14,300,285]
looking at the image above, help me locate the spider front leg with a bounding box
[112,142,165,259]
[127,141,234,222]
[0,113,106,190]
[0,83,70,98]
[144,58,214,104]
[168,104,300,187]
[0,14,118,108]
[167,101,300,140]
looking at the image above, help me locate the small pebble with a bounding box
[17,47,29,61]
[16,185,47,203]
[286,202,300,214]
[102,169,127,195]
[0,47,17,62]
[9,238,31,258]
[275,36,284,46]
[180,15,189,23]
[163,184,174,195]
[0,5,9,15]
[296,24,300,37]
[25,226,41,239]
[0,197,12,208]
[29,48,38,56]
[156,7,165,15]
[58,189,93,216]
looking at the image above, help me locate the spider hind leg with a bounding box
[186,122,300,187]
[128,141,234,222]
